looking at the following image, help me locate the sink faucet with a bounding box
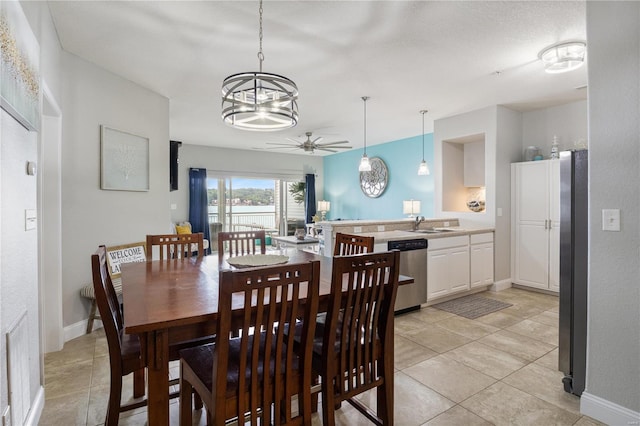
[413,215,425,230]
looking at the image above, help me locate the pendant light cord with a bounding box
[420,109,427,161]
[258,0,264,72]
[362,96,369,155]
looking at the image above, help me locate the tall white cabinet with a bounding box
[511,160,560,292]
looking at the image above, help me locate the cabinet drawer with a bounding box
[470,233,493,244]
[428,235,469,250]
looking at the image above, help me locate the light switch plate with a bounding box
[602,209,620,231]
[377,225,385,232]
[170,203,177,210]
[443,221,450,227]
[497,207,503,217]
[25,209,37,231]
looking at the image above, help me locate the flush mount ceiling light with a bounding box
[538,41,586,74]
[358,96,372,172]
[221,0,298,131]
[418,109,430,176]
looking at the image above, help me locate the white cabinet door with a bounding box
[427,249,450,300]
[449,247,470,293]
[512,160,560,293]
[471,241,494,288]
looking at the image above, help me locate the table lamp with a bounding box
[403,200,421,218]
[318,200,330,221]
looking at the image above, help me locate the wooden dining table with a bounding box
[121,249,413,425]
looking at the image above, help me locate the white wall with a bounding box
[522,100,588,158]
[61,52,171,330]
[582,2,640,422]
[170,144,324,224]
[0,109,40,416]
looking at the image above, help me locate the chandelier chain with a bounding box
[258,0,264,72]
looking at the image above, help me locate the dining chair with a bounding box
[146,233,204,260]
[91,246,148,425]
[179,260,321,426]
[333,232,375,256]
[315,250,400,426]
[217,230,266,261]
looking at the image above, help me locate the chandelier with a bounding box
[418,110,430,175]
[358,96,372,172]
[221,0,298,131]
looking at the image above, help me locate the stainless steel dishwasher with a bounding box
[387,238,428,314]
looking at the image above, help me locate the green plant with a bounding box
[289,181,305,205]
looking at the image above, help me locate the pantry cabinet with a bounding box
[470,233,494,288]
[511,160,560,292]
[427,235,470,300]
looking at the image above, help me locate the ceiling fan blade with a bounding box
[311,136,323,144]
[265,142,300,147]
[317,140,349,146]
[316,147,339,153]
[285,138,300,144]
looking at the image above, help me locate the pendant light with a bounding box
[418,109,430,175]
[221,0,298,131]
[358,96,372,172]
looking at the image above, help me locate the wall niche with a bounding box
[442,133,486,213]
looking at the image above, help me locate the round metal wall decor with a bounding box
[359,157,388,198]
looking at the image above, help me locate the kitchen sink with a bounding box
[410,228,456,234]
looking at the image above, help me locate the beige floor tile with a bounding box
[396,313,433,335]
[442,341,528,379]
[461,381,581,426]
[90,354,111,387]
[411,306,456,324]
[478,329,555,362]
[535,347,559,371]
[44,337,96,370]
[529,310,560,326]
[395,334,438,369]
[44,358,94,399]
[434,316,499,340]
[507,318,559,346]
[475,310,522,328]
[404,355,496,403]
[549,304,560,313]
[403,324,472,353]
[499,303,545,319]
[355,371,456,425]
[574,415,609,426]
[423,405,492,426]
[39,389,90,426]
[503,363,581,415]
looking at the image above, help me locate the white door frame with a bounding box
[38,81,64,354]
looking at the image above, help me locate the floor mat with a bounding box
[432,295,512,319]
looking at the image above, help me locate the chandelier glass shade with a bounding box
[538,41,586,74]
[221,0,298,131]
[221,72,298,131]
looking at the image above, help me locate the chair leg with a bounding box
[179,372,194,426]
[106,368,123,426]
[86,300,97,334]
[377,378,394,425]
[133,368,145,398]
[321,378,336,426]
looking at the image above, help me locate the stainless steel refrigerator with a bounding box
[558,149,588,396]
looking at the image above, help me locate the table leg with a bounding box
[146,329,170,425]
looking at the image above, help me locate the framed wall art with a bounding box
[100,125,149,191]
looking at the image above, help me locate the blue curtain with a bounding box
[189,168,211,254]
[304,173,317,224]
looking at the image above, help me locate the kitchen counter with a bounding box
[360,227,495,244]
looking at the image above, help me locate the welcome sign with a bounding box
[106,242,146,278]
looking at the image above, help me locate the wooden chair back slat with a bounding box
[214,261,320,425]
[321,250,400,424]
[146,233,204,260]
[217,230,266,261]
[333,232,375,256]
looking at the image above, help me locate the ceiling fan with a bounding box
[257,131,352,154]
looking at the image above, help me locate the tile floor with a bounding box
[41,287,606,425]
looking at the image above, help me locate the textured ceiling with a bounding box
[48,1,587,155]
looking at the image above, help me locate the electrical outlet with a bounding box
[3,405,11,426]
[354,226,362,233]
[443,221,450,227]
[377,225,385,232]
[602,209,620,231]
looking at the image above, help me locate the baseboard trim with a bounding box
[489,279,512,292]
[25,385,44,426]
[580,391,640,425]
[63,318,102,343]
